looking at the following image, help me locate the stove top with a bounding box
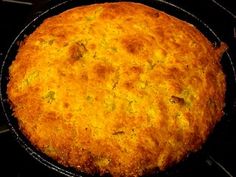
[0,0,235,177]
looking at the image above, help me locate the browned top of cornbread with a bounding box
[7,2,227,177]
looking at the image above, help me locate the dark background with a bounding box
[0,0,235,177]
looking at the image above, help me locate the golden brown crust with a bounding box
[7,2,226,177]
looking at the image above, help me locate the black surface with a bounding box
[0,0,235,177]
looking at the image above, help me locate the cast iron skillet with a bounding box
[0,0,235,176]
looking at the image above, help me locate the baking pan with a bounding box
[0,0,235,176]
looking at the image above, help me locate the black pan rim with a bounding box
[0,0,235,176]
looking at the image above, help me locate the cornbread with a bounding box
[7,2,227,176]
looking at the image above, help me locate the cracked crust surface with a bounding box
[7,2,227,176]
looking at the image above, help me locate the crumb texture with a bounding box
[7,2,226,177]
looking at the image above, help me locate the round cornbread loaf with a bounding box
[7,2,227,177]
